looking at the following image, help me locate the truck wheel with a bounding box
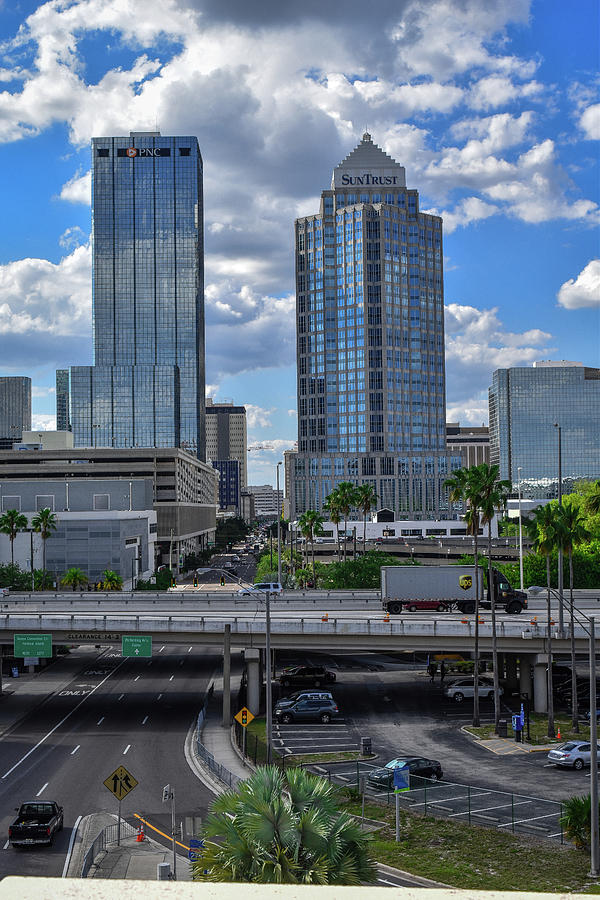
[408,604,417,612]
[507,602,522,614]
[436,604,446,612]
[460,603,475,615]
[314,679,321,687]
[388,601,402,615]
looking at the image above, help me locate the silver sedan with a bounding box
[547,741,599,770]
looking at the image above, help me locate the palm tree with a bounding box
[560,794,592,850]
[323,494,343,561]
[333,482,357,563]
[526,503,565,738]
[0,509,29,566]
[101,569,123,591]
[478,463,512,733]
[298,510,324,585]
[31,508,58,578]
[354,483,377,555]
[585,480,600,516]
[445,467,484,727]
[555,503,591,731]
[193,766,376,884]
[61,567,88,592]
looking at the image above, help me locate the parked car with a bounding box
[274,698,339,724]
[444,677,503,703]
[279,666,336,687]
[368,756,443,789]
[9,801,64,847]
[275,691,334,710]
[547,741,600,770]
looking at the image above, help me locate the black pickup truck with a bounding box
[9,801,64,847]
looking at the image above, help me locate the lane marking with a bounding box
[142,716,148,725]
[134,676,140,682]
[118,693,125,700]
[2,659,126,780]
[36,782,48,796]
[188,647,192,653]
[157,693,163,700]
[498,811,559,828]
[71,745,80,756]
[169,675,174,682]
[146,661,153,667]
[159,646,165,653]
[62,815,83,878]
[123,744,131,755]
[133,813,189,851]
[3,840,9,850]
[97,717,104,726]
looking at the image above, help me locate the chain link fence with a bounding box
[195,683,243,791]
[81,820,138,877]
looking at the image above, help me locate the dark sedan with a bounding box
[279,666,336,687]
[367,756,443,789]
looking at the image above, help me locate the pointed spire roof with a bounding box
[332,133,405,190]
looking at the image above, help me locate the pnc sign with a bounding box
[124,147,170,158]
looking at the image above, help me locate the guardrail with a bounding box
[195,684,243,790]
[81,820,138,877]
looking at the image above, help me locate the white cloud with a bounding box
[245,405,276,429]
[59,169,91,204]
[468,75,543,110]
[31,385,55,398]
[557,260,600,310]
[31,413,57,431]
[579,103,600,140]
[59,225,86,249]
[432,196,498,233]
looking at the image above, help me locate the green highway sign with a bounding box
[14,634,52,658]
[122,635,152,658]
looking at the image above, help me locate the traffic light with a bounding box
[193,575,198,587]
[220,575,225,586]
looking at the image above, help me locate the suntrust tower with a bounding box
[290,133,463,521]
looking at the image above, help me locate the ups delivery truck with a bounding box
[381,565,527,615]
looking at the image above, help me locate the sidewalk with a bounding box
[463,727,559,755]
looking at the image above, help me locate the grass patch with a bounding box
[340,796,599,893]
[467,713,591,745]
[281,751,376,766]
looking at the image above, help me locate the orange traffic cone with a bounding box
[136,826,145,842]
[383,614,390,623]
[321,613,329,622]
[557,727,561,741]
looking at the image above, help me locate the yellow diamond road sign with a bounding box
[234,706,254,727]
[103,765,139,801]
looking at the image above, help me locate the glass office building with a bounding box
[70,132,205,457]
[0,376,31,449]
[291,134,461,519]
[489,361,600,498]
[55,369,71,432]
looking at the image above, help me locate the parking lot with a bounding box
[273,719,359,756]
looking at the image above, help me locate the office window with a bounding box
[35,495,55,512]
[93,494,110,511]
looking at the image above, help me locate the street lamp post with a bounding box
[276,461,282,588]
[554,423,564,634]
[590,616,599,876]
[517,467,524,591]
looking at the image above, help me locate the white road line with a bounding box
[62,815,83,878]
[71,745,80,756]
[97,717,104,725]
[159,645,165,652]
[2,840,9,850]
[134,676,140,682]
[142,716,148,725]
[2,659,126,780]
[118,693,125,700]
[447,800,529,817]
[169,675,174,681]
[157,693,163,700]
[498,811,559,828]
[188,647,192,653]
[123,744,131,755]
[36,783,48,796]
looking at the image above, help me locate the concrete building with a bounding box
[55,369,71,432]
[70,132,206,457]
[16,431,74,451]
[0,377,31,449]
[246,484,283,519]
[240,490,256,524]
[0,478,156,589]
[290,133,462,521]
[205,399,247,512]
[489,361,600,498]
[0,447,217,573]
[446,423,489,468]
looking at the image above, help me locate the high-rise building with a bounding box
[55,369,71,432]
[246,484,284,519]
[446,423,489,468]
[291,133,460,520]
[70,132,205,457]
[489,361,600,498]
[0,377,31,449]
[205,399,247,487]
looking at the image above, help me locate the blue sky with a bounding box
[0,0,598,486]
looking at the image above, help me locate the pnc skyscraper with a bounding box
[70,132,205,457]
[291,134,460,520]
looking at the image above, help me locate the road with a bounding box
[0,643,218,878]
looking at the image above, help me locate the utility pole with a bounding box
[554,423,564,634]
[162,784,177,879]
[276,461,282,587]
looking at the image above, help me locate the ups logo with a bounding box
[459,575,472,591]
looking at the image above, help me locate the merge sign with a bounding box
[122,635,152,658]
[103,765,139,801]
[14,634,52,658]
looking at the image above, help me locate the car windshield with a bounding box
[560,743,578,751]
[385,758,410,769]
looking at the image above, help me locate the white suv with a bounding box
[445,677,503,703]
[238,582,283,596]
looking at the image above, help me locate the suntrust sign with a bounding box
[341,173,399,186]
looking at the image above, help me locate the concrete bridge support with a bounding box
[245,649,261,716]
[533,655,549,713]
[519,655,533,702]
[505,654,519,693]
[222,624,231,728]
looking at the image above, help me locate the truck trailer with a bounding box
[381,565,527,615]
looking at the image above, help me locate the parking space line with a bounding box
[498,811,559,828]
[447,800,530,817]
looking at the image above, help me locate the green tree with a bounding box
[31,507,58,578]
[61,567,88,592]
[354,483,377,556]
[556,502,591,731]
[298,510,324,583]
[526,503,566,738]
[445,467,484,727]
[323,494,343,561]
[193,766,376,884]
[330,482,358,563]
[321,550,405,589]
[101,569,123,591]
[477,463,512,733]
[585,480,600,518]
[0,509,29,566]
[560,794,593,850]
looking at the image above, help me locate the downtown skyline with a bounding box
[0,0,598,487]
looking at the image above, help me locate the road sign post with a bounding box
[121,635,152,658]
[393,765,410,842]
[234,707,254,765]
[14,634,52,658]
[162,783,177,880]
[104,765,138,847]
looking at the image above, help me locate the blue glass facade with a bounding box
[71,133,205,456]
[211,459,240,511]
[489,363,600,498]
